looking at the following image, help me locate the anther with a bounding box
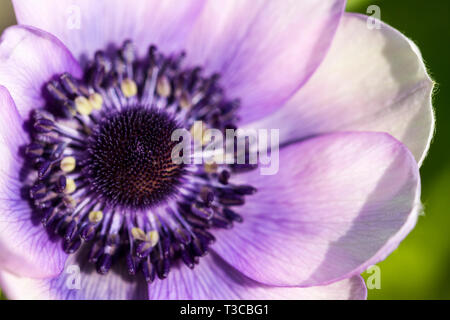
[75,96,93,115]
[60,156,76,173]
[148,231,159,247]
[64,178,77,194]
[179,92,191,109]
[89,93,103,110]
[131,227,147,241]
[63,196,77,209]
[157,75,172,98]
[88,210,103,223]
[190,121,208,145]
[121,78,138,97]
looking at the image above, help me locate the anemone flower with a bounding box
[0,0,434,300]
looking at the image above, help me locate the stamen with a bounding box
[88,210,103,223]
[156,75,171,98]
[60,156,76,173]
[64,178,77,194]
[89,93,103,110]
[24,40,256,283]
[75,96,93,115]
[121,78,138,97]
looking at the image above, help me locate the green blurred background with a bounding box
[0,0,449,300]
[347,0,450,300]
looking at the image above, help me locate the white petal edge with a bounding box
[247,13,435,166]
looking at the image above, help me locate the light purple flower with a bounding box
[0,0,434,300]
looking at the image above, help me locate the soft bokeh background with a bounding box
[0,0,448,300]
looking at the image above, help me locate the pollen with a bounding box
[121,78,138,97]
[148,230,159,247]
[75,96,93,115]
[190,121,208,146]
[131,227,147,241]
[89,93,103,110]
[64,178,77,194]
[88,210,103,223]
[64,196,77,208]
[60,156,76,173]
[157,75,171,98]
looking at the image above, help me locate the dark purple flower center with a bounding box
[87,108,184,209]
[25,41,257,282]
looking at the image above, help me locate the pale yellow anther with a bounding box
[121,79,138,98]
[60,156,76,173]
[88,210,103,223]
[204,162,218,173]
[75,96,93,116]
[190,121,208,146]
[157,76,171,98]
[64,196,77,208]
[179,92,191,109]
[147,230,159,247]
[64,178,77,194]
[89,93,103,110]
[131,227,147,241]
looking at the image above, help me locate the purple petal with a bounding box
[249,13,434,165]
[13,0,206,61]
[212,132,421,287]
[0,253,365,300]
[0,250,147,300]
[183,0,346,124]
[0,25,82,119]
[0,86,67,278]
[147,254,366,300]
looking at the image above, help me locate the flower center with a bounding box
[87,108,184,209]
[25,41,257,282]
